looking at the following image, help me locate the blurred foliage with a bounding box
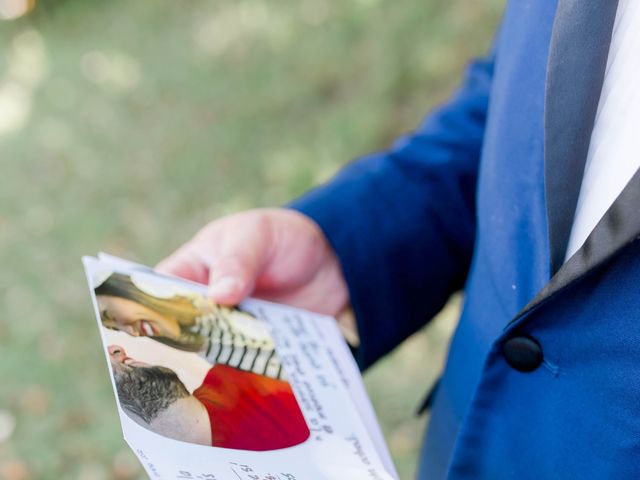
[0,0,503,478]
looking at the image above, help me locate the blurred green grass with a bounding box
[0,1,502,478]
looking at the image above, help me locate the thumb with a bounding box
[207,255,258,305]
[204,218,273,305]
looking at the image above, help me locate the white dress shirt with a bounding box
[565,0,640,260]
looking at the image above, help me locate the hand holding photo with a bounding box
[83,254,398,480]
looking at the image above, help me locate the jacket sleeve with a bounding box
[289,52,495,369]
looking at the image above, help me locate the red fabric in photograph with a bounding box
[193,364,310,451]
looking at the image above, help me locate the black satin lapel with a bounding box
[514,167,640,321]
[544,0,619,275]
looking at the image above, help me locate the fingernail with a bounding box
[208,277,242,299]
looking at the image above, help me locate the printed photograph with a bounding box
[92,270,310,451]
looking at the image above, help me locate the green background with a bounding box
[0,1,503,478]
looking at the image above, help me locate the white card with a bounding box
[83,255,398,480]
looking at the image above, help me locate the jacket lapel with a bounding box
[516,166,640,319]
[544,0,619,275]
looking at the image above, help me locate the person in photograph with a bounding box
[108,345,310,450]
[96,272,285,379]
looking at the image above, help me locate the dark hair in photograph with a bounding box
[114,365,189,423]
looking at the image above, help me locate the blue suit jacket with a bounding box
[293,1,640,478]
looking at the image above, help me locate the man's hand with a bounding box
[156,208,349,316]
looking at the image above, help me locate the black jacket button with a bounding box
[502,335,543,372]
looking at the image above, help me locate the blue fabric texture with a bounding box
[292,52,492,371]
[291,0,640,478]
